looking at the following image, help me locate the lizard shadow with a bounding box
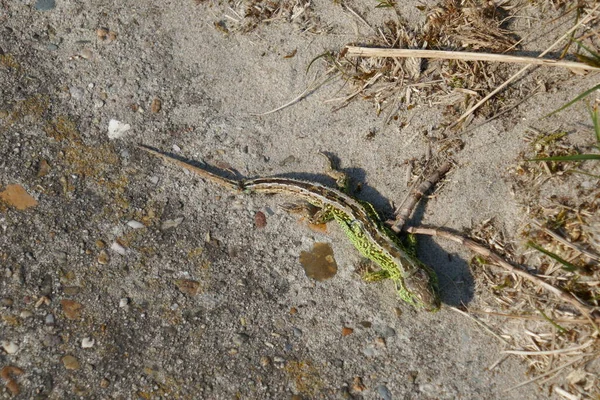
[273,164,475,309]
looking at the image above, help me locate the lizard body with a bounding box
[139,145,440,311]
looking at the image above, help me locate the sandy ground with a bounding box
[1,0,598,398]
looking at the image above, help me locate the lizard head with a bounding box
[402,267,441,312]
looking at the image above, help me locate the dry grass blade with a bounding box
[449,306,509,344]
[345,47,600,71]
[531,220,600,263]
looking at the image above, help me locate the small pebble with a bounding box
[81,337,95,348]
[377,326,396,338]
[341,327,354,336]
[93,99,105,108]
[127,220,145,229]
[107,119,131,140]
[45,313,55,325]
[362,345,376,357]
[97,250,109,265]
[20,310,33,319]
[161,217,184,230]
[62,355,80,370]
[100,378,110,388]
[80,48,93,60]
[376,384,392,400]
[46,43,58,51]
[172,144,181,152]
[292,327,302,338]
[232,333,250,346]
[35,0,55,11]
[149,176,159,185]
[110,242,126,255]
[1,297,13,307]
[119,298,129,308]
[260,356,271,367]
[1,341,19,354]
[61,300,83,320]
[150,98,162,113]
[69,87,85,101]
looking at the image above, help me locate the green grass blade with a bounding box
[537,308,568,333]
[591,106,600,147]
[527,154,600,162]
[528,241,578,272]
[546,83,600,117]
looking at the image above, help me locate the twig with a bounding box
[452,3,600,127]
[344,47,600,71]
[390,161,453,233]
[404,225,599,327]
[531,220,600,263]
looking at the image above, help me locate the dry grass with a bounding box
[322,0,522,123]
[204,0,326,34]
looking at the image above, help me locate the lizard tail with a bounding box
[137,144,242,191]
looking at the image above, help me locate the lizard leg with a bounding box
[362,269,392,282]
[280,202,334,224]
[318,152,349,192]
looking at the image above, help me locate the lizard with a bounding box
[138,145,441,311]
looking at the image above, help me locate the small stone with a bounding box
[150,98,162,113]
[341,327,354,336]
[110,242,126,255]
[80,48,93,60]
[362,345,376,357]
[63,286,81,296]
[127,220,145,229]
[61,300,83,320]
[96,27,109,40]
[394,308,403,318]
[20,310,33,319]
[376,384,392,400]
[359,321,372,328]
[69,87,85,101]
[45,313,55,325]
[352,377,366,392]
[255,211,267,228]
[107,119,131,140]
[292,327,303,338]
[1,341,19,354]
[100,378,110,388]
[162,217,184,230]
[35,0,55,11]
[172,144,181,152]
[46,43,59,51]
[149,176,159,185]
[37,159,50,177]
[93,99,105,108]
[260,356,271,367]
[232,333,250,346]
[1,297,13,307]
[95,240,106,249]
[377,326,396,338]
[62,355,80,370]
[175,279,201,296]
[289,307,297,315]
[81,337,95,348]
[375,337,386,348]
[108,31,118,42]
[119,298,129,308]
[97,250,109,265]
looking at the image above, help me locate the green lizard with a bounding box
[139,145,441,311]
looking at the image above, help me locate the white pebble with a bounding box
[1,341,19,354]
[149,176,159,185]
[110,242,127,255]
[107,119,131,140]
[81,337,95,348]
[172,144,181,152]
[127,220,145,229]
[119,298,129,308]
[20,310,33,318]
